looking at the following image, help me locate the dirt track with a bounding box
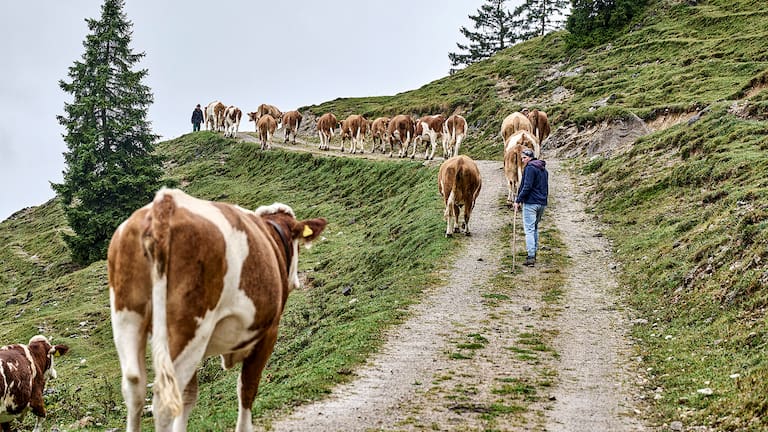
[243,132,646,431]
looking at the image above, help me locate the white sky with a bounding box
[0,0,521,221]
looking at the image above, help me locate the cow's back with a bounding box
[0,347,34,415]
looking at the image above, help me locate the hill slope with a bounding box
[1,0,767,430]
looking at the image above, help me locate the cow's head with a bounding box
[28,335,69,380]
[255,203,327,291]
[247,112,260,122]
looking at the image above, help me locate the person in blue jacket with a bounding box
[514,148,549,267]
[191,104,204,132]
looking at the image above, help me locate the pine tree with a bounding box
[566,0,649,48]
[449,0,519,73]
[53,0,162,265]
[513,0,570,40]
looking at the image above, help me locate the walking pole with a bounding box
[512,203,518,269]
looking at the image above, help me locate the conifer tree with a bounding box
[566,0,648,48]
[513,0,570,40]
[449,0,519,73]
[53,0,162,264]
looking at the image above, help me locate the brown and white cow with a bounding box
[206,101,226,132]
[339,114,368,154]
[257,114,278,150]
[0,335,69,432]
[282,110,303,144]
[526,109,551,145]
[223,106,243,138]
[386,114,415,158]
[413,115,445,160]
[442,114,467,158]
[316,113,338,151]
[500,112,533,146]
[108,188,327,432]
[438,155,482,237]
[503,130,539,203]
[369,117,390,153]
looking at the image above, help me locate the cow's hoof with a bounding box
[465,231,472,237]
[445,232,453,238]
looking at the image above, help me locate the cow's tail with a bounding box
[144,190,183,418]
[444,168,461,220]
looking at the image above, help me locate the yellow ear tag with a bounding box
[54,351,61,357]
[302,225,314,237]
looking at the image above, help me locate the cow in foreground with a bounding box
[282,110,303,144]
[413,114,445,160]
[442,114,467,158]
[223,105,242,138]
[339,114,368,154]
[0,336,69,432]
[316,113,338,150]
[257,114,278,150]
[108,188,327,432]
[438,155,482,237]
[370,117,390,153]
[500,112,533,146]
[503,130,539,203]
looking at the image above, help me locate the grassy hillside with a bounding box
[1,0,767,429]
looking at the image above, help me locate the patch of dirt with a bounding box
[252,134,648,431]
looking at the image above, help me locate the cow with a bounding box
[282,110,303,144]
[206,101,226,132]
[107,188,327,432]
[503,130,539,203]
[249,104,283,125]
[442,114,467,158]
[223,106,243,138]
[526,109,551,145]
[413,115,445,160]
[339,114,368,154]
[369,117,390,153]
[316,113,338,151]
[500,112,533,146]
[257,114,278,150]
[437,155,482,237]
[386,114,415,158]
[0,335,69,432]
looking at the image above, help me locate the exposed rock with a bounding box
[544,113,651,158]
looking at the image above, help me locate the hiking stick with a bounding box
[512,203,518,269]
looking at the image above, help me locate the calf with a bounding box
[339,114,368,154]
[257,114,278,150]
[223,106,242,138]
[316,113,338,151]
[206,101,226,132]
[108,188,327,432]
[386,114,415,158]
[500,112,533,146]
[369,117,390,153]
[438,155,482,237]
[442,114,467,158]
[282,110,303,144]
[413,114,445,160]
[503,130,539,203]
[0,336,69,432]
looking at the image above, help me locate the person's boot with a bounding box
[523,256,536,267]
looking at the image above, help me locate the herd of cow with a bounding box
[0,102,549,432]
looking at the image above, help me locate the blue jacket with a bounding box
[515,159,548,205]
[191,107,204,124]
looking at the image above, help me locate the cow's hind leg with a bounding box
[171,372,199,432]
[453,204,461,233]
[111,309,148,432]
[237,329,279,432]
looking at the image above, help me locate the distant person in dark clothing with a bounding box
[514,148,549,267]
[191,104,204,131]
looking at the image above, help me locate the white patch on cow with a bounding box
[236,375,254,432]
[254,203,295,218]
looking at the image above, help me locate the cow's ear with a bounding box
[295,218,327,243]
[50,345,70,357]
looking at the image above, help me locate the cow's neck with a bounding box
[266,219,292,273]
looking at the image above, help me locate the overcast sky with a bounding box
[0,0,519,221]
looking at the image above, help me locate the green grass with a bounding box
[3,0,768,429]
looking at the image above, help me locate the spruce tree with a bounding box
[449,0,519,73]
[53,0,162,265]
[566,0,649,48]
[513,0,570,40]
